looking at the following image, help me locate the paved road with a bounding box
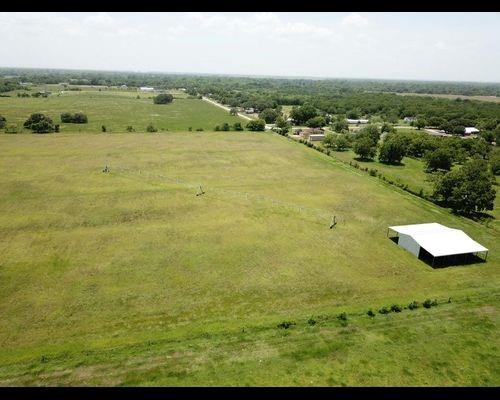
[201,96,254,121]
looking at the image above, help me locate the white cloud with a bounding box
[341,13,368,28]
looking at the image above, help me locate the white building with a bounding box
[464,127,480,135]
[308,134,326,142]
[388,223,488,266]
[347,119,369,124]
[139,87,155,92]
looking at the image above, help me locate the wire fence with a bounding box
[111,165,341,228]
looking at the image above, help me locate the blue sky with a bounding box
[0,12,499,82]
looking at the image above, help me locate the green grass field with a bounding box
[0,87,244,133]
[0,125,498,385]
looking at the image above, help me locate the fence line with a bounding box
[112,166,341,227]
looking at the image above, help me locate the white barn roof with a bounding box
[389,223,488,257]
[464,127,479,134]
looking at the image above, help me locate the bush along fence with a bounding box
[282,133,433,203]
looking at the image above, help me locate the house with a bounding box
[404,117,416,123]
[244,108,255,114]
[347,119,369,124]
[387,223,488,267]
[139,87,155,92]
[464,127,480,135]
[309,134,326,142]
[298,128,323,139]
[120,84,128,90]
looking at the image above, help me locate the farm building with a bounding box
[404,116,416,122]
[309,134,326,142]
[139,87,155,92]
[388,223,488,267]
[347,119,369,124]
[464,127,480,135]
[298,128,323,139]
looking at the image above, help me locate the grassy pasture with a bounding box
[0,87,243,133]
[0,130,498,385]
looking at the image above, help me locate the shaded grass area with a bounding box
[0,131,498,385]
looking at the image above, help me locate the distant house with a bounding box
[139,87,155,92]
[464,127,480,135]
[309,134,326,142]
[404,117,416,123]
[298,127,323,139]
[347,119,369,124]
[244,108,255,114]
[120,84,128,90]
[178,88,186,92]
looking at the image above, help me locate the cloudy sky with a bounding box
[1,12,499,82]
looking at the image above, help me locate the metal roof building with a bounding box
[388,223,488,266]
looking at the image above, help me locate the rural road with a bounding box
[202,96,254,121]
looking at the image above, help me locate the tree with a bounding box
[353,135,377,160]
[490,151,500,175]
[332,118,348,133]
[381,122,395,134]
[306,116,326,128]
[379,135,407,164]
[153,93,173,104]
[289,104,317,125]
[259,108,280,124]
[23,113,55,133]
[433,157,496,216]
[324,133,351,152]
[424,147,454,171]
[229,107,238,116]
[246,119,266,131]
[275,116,290,134]
[415,118,427,130]
[358,124,380,145]
[221,122,230,131]
[233,122,243,131]
[0,115,6,129]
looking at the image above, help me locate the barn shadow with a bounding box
[418,248,486,268]
[389,236,486,268]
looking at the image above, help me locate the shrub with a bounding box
[0,115,6,129]
[146,123,157,132]
[101,125,107,132]
[378,306,390,315]
[5,124,18,134]
[277,321,295,329]
[408,301,419,310]
[221,122,230,131]
[214,125,220,131]
[60,112,88,123]
[369,168,377,176]
[23,113,55,133]
[188,127,192,131]
[337,312,348,321]
[54,124,59,133]
[423,299,433,309]
[196,128,204,131]
[126,126,134,132]
[390,304,402,313]
[307,317,317,326]
[367,309,376,317]
[233,122,243,131]
[246,119,266,131]
[153,93,173,104]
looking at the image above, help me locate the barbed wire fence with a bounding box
[111,166,344,230]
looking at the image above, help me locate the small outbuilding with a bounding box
[347,118,369,124]
[387,223,488,267]
[464,127,480,135]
